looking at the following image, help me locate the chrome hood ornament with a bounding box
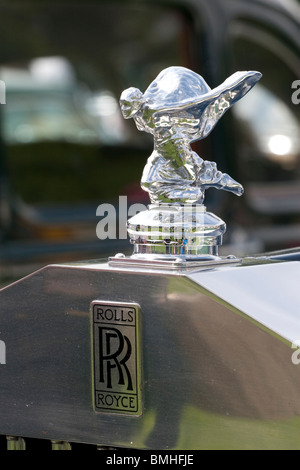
[116,66,261,265]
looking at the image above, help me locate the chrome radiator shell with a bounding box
[0,259,300,449]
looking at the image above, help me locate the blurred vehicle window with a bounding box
[0,4,191,209]
[230,21,300,218]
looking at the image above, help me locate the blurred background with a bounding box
[0,0,299,284]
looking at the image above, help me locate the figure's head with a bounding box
[120,87,144,119]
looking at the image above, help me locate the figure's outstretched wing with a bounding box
[149,70,262,142]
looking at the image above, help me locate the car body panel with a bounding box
[0,257,299,449]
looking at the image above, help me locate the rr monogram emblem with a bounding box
[91,301,142,415]
[98,327,133,390]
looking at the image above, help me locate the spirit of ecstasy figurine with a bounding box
[118,66,261,261]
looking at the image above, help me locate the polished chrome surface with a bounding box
[108,253,241,270]
[188,261,300,343]
[0,259,300,449]
[120,66,261,204]
[126,203,226,256]
[120,66,261,258]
